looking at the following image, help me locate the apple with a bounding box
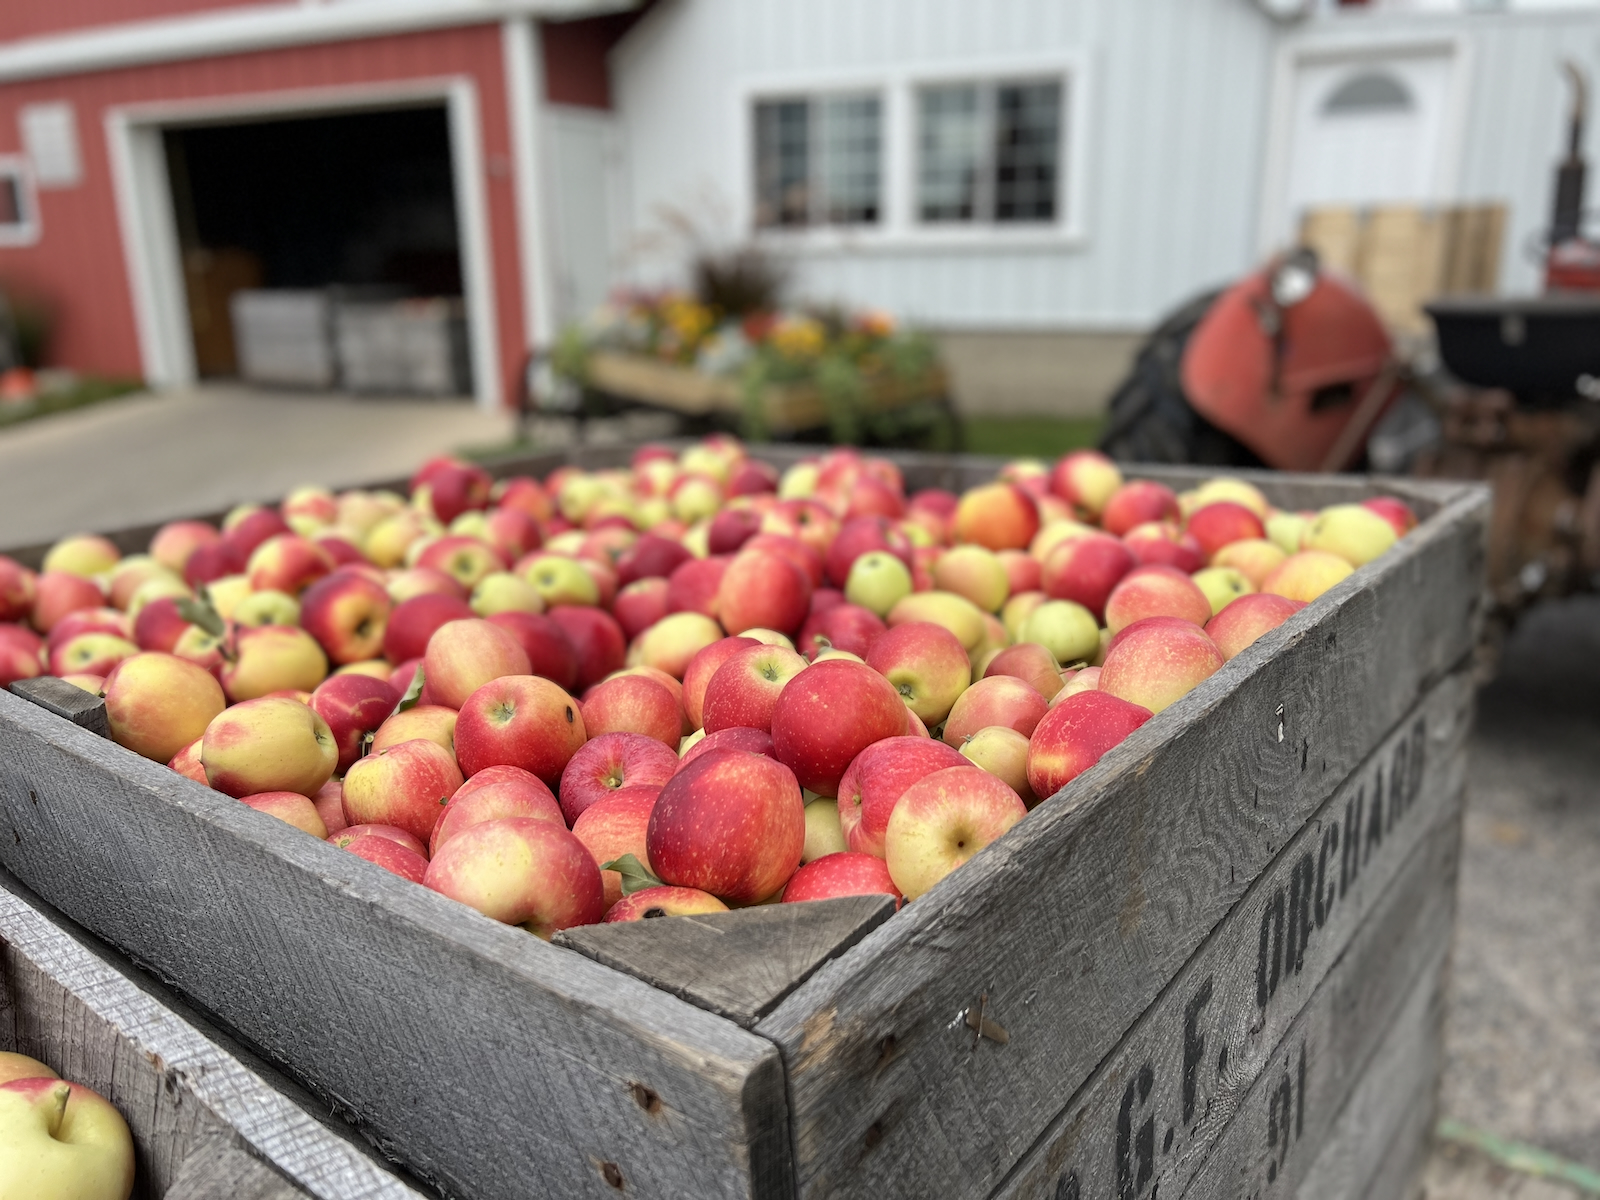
[680,636,759,729]
[1100,480,1181,537]
[547,605,627,691]
[241,791,329,839]
[886,591,986,653]
[329,823,426,855]
[387,566,466,605]
[680,725,777,766]
[718,548,811,637]
[1362,496,1417,537]
[371,703,457,757]
[707,508,761,556]
[522,553,601,608]
[1261,550,1355,603]
[1266,511,1312,556]
[281,484,338,529]
[422,618,531,709]
[201,696,337,799]
[382,594,473,664]
[983,641,1064,699]
[42,533,121,578]
[1049,450,1123,517]
[167,737,207,785]
[225,590,296,631]
[844,551,913,618]
[557,731,679,824]
[797,603,886,661]
[572,785,662,909]
[1016,600,1099,666]
[1026,690,1154,798]
[604,885,728,922]
[728,458,779,497]
[130,596,192,652]
[331,826,430,883]
[996,549,1042,597]
[298,570,391,664]
[311,778,348,835]
[335,659,392,679]
[246,534,335,596]
[102,652,226,764]
[958,724,1037,806]
[931,545,1008,612]
[106,556,181,611]
[182,540,247,587]
[824,516,912,590]
[954,483,1040,551]
[31,571,106,634]
[802,794,849,862]
[454,674,587,785]
[417,535,506,591]
[1301,504,1397,566]
[45,609,129,657]
[309,672,400,773]
[48,633,139,679]
[1192,566,1254,615]
[1103,565,1213,634]
[883,765,1026,900]
[616,534,693,586]
[1186,501,1267,559]
[1205,593,1305,660]
[836,735,967,857]
[665,554,731,619]
[1122,522,1205,574]
[1210,538,1287,588]
[0,624,44,688]
[0,1053,56,1084]
[581,673,683,747]
[1001,591,1048,641]
[770,657,909,797]
[760,499,838,559]
[343,736,465,844]
[1099,618,1225,714]
[943,675,1049,746]
[485,611,579,690]
[425,817,604,936]
[1189,477,1270,518]
[432,765,563,856]
[646,748,805,905]
[495,476,553,522]
[863,620,970,726]
[701,643,808,734]
[612,578,672,641]
[412,458,493,524]
[150,520,221,574]
[58,672,104,694]
[220,625,328,702]
[0,557,37,624]
[629,611,723,679]
[0,1077,135,1200]
[479,507,542,562]
[781,851,901,906]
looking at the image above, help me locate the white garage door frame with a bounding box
[1256,33,1475,257]
[105,76,503,409]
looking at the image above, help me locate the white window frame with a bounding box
[738,53,1089,254]
[750,89,888,231]
[0,156,42,247]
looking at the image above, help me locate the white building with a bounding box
[551,0,1600,412]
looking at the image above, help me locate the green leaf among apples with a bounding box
[600,853,663,896]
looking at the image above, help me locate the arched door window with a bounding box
[1322,71,1415,117]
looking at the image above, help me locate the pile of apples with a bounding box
[0,439,1415,935]
[0,1051,135,1200]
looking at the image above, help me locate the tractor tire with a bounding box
[1097,288,1264,469]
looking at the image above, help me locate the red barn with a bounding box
[0,0,640,409]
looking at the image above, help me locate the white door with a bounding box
[1279,49,1458,237]
[546,107,620,326]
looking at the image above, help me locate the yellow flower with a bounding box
[772,315,825,359]
[661,294,715,344]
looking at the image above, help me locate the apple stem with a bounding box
[46,1082,70,1137]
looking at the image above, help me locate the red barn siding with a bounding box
[541,13,643,110]
[0,0,277,45]
[0,22,529,405]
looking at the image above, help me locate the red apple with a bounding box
[1040,533,1136,621]
[558,731,679,824]
[836,735,967,858]
[797,603,886,661]
[984,641,1065,699]
[371,703,456,756]
[241,791,328,839]
[1101,480,1181,537]
[701,643,808,734]
[246,534,335,595]
[665,555,731,619]
[0,556,37,623]
[454,674,587,785]
[680,636,759,730]
[48,632,138,679]
[580,673,683,748]
[613,578,672,641]
[45,608,130,656]
[603,885,728,922]
[103,651,227,764]
[717,548,812,637]
[997,549,1041,596]
[1123,521,1205,573]
[383,593,473,665]
[411,457,493,523]
[223,507,292,558]
[770,657,908,797]
[167,736,207,785]
[942,675,1049,746]
[647,748,805,905]
[1049,450,1124,517]
[149,520,222,574]
[1186,501,1267,558]
[30,571,106,633]
[680,725,776,766]
[486,610,580,690]
[132,596,193,652]
[1103,565,1213,633]
[423,618,532,709]
[547,605,626,691]
[781,851,901,906]
[310,672,400,773]
[953,482,1040,551]
[883,765,1027,899]
[424,817,604,935]
[300,570,392,665]
[183,539,247,587]
[1026,690,1153,799]
[342,736,465,844]
[1362,496,1417,537]
[332,827,430,883]
[863,620,971,727]
[387,566,467,604]
[572,785,662,910]
[432,764,563,856]
[201,696,338,799]
[1099,617,1225,713]
[707,509,761,555]
[312,778,348,835]
[1205,593,1305,660]
[824,516,912,589]
[417,535,506,591]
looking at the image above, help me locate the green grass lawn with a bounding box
[959,415,1104,460]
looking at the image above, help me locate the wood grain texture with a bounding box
[1192,940,1447,1200]
[554,895,896,1028]
[165,1136,309,1200]
[991,667,1469,1200]
[0,688,791,1200]
[8,676,108,737]
[755,486,1485,1200]
[0,882,421,1200]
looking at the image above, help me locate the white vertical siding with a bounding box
[609,0,1600,330]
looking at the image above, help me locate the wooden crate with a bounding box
[0,872,425,1200]
[0,450,1488,1200]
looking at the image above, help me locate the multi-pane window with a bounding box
[917,79,1064,225]
[754,93,882,228]
[0,158,39,247]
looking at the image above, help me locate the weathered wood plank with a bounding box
[0,688,791,1200]
[166,1136,308,1200]
[1180,931,1447,1200]
[555,895,896,1028]
[8,676,109,737]
[989,666,1468,1199]
[0,881,421,1200]
[756,487,1485,1200]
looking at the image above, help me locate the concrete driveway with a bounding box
[0,385,515,548]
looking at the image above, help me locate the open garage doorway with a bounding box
[164,103,470,393]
